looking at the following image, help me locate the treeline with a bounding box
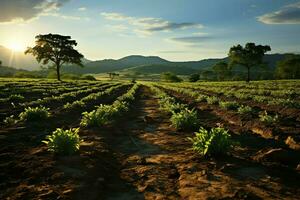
[161,53,300,82]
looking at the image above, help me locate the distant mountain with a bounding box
[122,64,199,75]
[0,45,91,70]
[0,45,40,70]
[0,44,291,75]
[64,54,287,75]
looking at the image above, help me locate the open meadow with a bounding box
[0,78,300,199]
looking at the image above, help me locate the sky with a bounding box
[0,0,299,61]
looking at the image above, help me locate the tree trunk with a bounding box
[56,64,61,81]
[246,66,250,82]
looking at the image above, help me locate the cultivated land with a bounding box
[0,78,300,199]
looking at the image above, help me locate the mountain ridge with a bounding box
[0,44,292,75]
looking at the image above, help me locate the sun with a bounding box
[8,42,26,52]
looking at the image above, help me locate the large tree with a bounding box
[275,54,300,79]
[25,34,83,81]
[228,43,271,82]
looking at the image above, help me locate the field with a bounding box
[0,78,300,199]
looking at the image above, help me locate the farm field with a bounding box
[0,78,300,199]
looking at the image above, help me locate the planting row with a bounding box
[2,83,128,126]
[42,84,140,155]
[148,84,235,157]
[158,84,300,151]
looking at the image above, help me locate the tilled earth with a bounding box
[0,85,300,199]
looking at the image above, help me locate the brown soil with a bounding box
[1,85,300,199]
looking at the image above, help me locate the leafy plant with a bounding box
[237,105,253,115]
[188,127,234,157]
[196,94,207,102]
[19,106,50,122]
[81,104,117,127]
[206,96,219,105]
[259,110,279,126]
[8,94,25,102]
[3,115,18,125]
[170,108,198,130]
[43,128,81,155]
[64,100,85,110]
[219,101,239,110]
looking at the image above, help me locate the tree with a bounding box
[201,70,214,80]
[0,60,2,66]
[212,62,231,81]
[25,34,83,81]
[189,73,200,82]
[228,43,271,82]
[161,72,182,82]
[108,72,119,80]
[275,54,300,79]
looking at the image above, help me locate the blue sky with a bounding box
[0,0,299,61]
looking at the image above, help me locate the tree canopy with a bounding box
[25,34,83,81]
[228,43,271,82]
[161,72,182,82]
[275,54,300,79]
[188,73,200,82]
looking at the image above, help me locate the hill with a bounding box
[0,45,91,71]
[63,54,286,75]
[0,43,291,75]
[0,45,40,70]
[122,64,199,75]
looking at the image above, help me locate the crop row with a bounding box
[0,80,101,98]
[158,84,300,150]
[3,83,129,126]
[159,84,282,125]
[80,83,140,127]
[165,83,300,109]
[191,80,300,91]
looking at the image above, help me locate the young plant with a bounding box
[196,94,207,102]
[43,128,81,155]
[3,115,18,125]
[80,105,116,127]
[19,106,50,122]
[237,105,253,115]
[259,111,279,126]
[170,108,198,130]
[64,100,85,110]
[219,101,239,110]
[188,127,234,157]
[206,96,219,105]
[8,94,25,102]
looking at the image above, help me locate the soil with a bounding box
[1,85,300,199]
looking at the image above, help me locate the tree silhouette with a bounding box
[228,43,271,82]
[25,34,83,81]
[108,72,119,80]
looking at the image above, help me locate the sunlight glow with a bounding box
[8,42,26,52]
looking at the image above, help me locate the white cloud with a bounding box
[78,7,87,11]
[100,12,203,36]
[258,1,300,24]
[0,0,70,24]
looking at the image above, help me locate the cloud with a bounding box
[169,36,212,44]
[78,7,87,11]
[43,12,82,20]
[100,12,203,36]
[0,0,69,24]
[258,1,300,24]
